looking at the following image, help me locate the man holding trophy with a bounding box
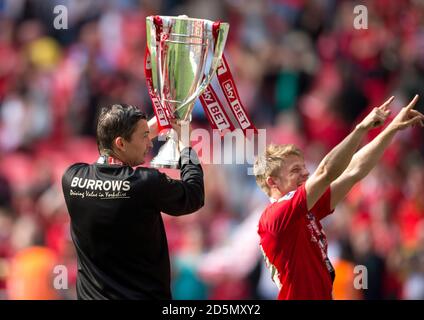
[61,15,239,299]
[62,102,203,299]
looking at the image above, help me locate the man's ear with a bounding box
[266,176,277,189]
[114,137,125,152]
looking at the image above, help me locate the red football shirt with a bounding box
[258,184,335,300]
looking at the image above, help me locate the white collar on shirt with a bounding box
[269,190,297,204]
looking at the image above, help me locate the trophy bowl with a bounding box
[146,15,229,168]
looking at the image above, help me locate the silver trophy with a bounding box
[146,15,229,168]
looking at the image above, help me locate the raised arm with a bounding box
[150,147,204,215]
[305,96,394,211]
[149,119,203,215]
[330,95,424,210]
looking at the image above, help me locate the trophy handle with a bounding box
[173,22,229,119]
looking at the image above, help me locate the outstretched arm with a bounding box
[305,97,394,211]
[330,95,424,210]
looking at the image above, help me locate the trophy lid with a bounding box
[146,15,229,27]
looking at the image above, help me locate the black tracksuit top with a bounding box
[62,148,204,299]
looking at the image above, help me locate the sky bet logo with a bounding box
[71,177,130,192]
[223,80,250,129]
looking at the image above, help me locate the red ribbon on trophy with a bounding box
[145,46,172,133]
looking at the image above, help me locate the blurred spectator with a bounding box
[6,246,59,300]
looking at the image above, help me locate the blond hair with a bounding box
[253,144,303,196]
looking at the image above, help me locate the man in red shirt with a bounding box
[253,95,424,299]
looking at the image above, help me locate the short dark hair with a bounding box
[96,104,147,155]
